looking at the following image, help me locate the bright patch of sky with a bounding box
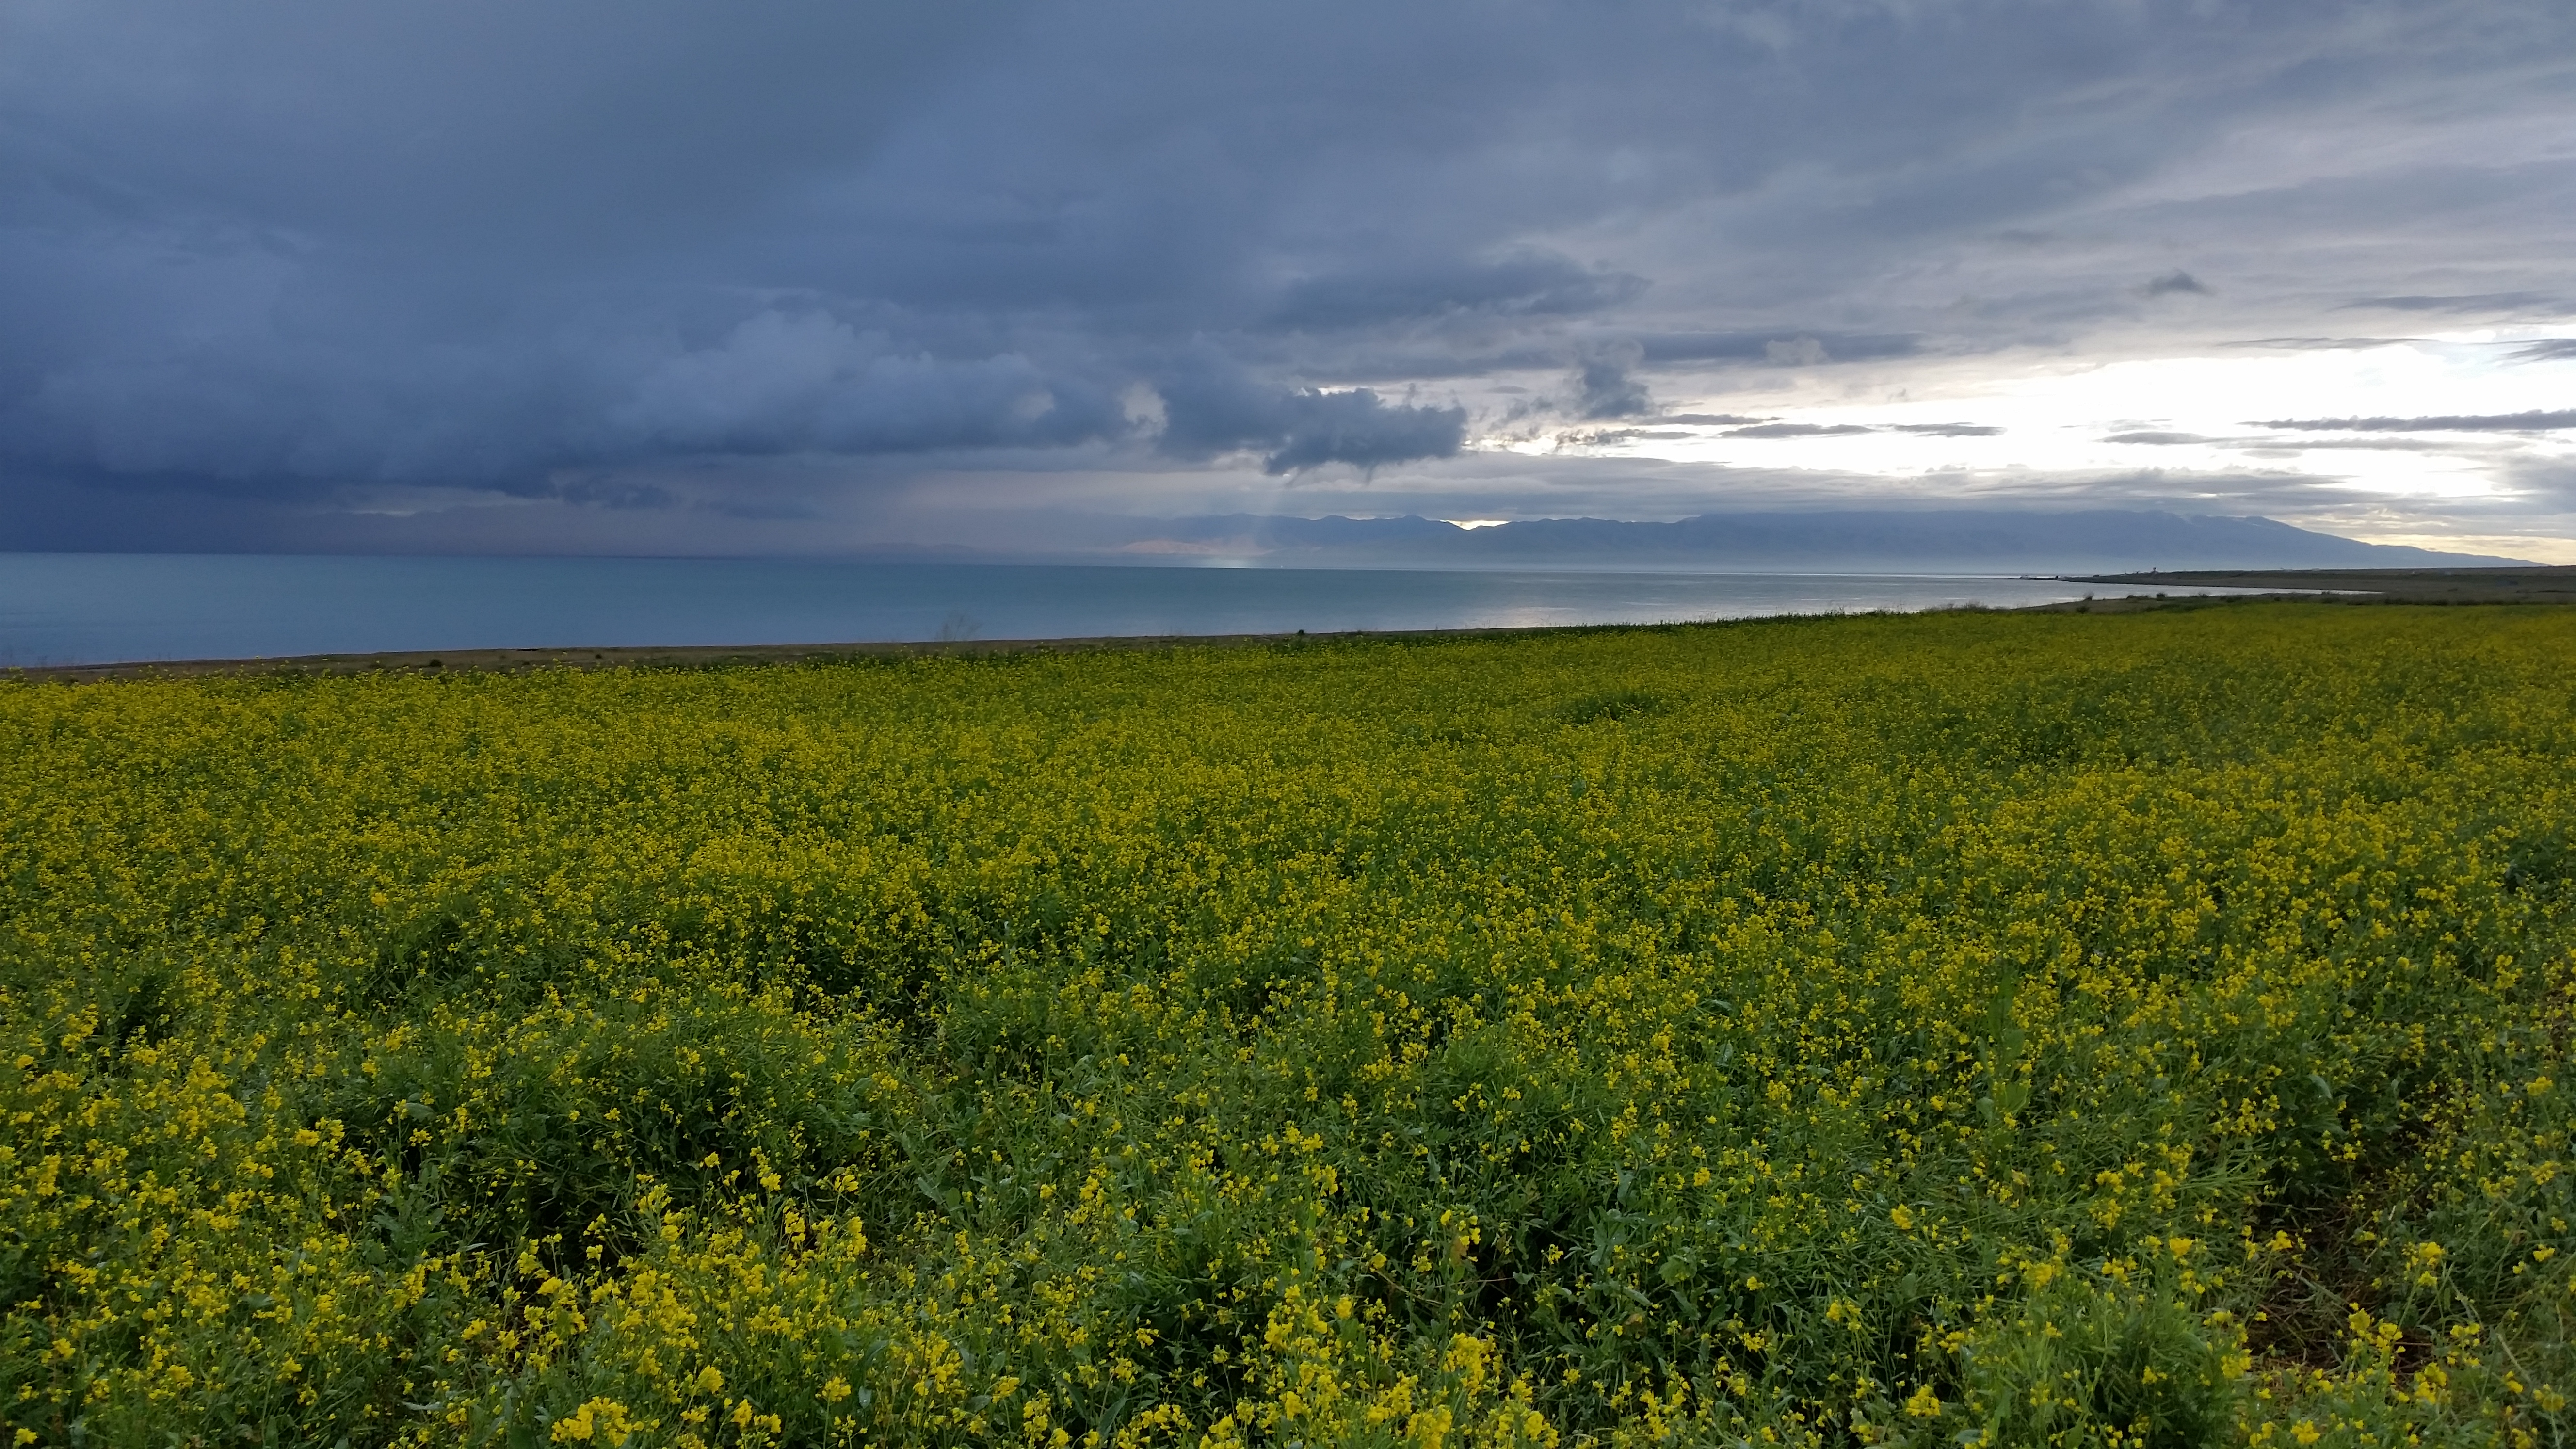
[1544,333,2572,492]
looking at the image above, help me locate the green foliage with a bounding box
[1,605,2572,1446]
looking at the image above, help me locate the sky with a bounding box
[2,0,2573,560]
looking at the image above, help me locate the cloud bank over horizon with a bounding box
[3,0,2573,558]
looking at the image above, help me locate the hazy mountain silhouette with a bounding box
[1097,511,2529,571]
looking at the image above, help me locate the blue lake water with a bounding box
[0,553,2162,667]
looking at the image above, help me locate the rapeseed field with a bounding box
[3,604,2573,1448]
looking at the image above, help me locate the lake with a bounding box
[0,553,2158,667]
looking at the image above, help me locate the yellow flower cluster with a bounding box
[1,603,2571,1445]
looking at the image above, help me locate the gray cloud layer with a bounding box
[2259,411,2576,432]
[2,0,2572,547]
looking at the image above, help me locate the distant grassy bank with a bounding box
[4,605,2572,1446]
[2058,564,2576,609]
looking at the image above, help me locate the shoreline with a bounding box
[8,568,2572,683]
[4,620,1775,684]
[2060,564,2576,603]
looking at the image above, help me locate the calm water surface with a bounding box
[0,554,2158,667]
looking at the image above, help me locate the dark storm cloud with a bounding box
[1151,357,1465,475]
[1,0,2572,544]
[1252,395,1467,475]
[2257,411,2576,433]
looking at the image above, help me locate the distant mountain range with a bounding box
[1087,510,2531,571]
